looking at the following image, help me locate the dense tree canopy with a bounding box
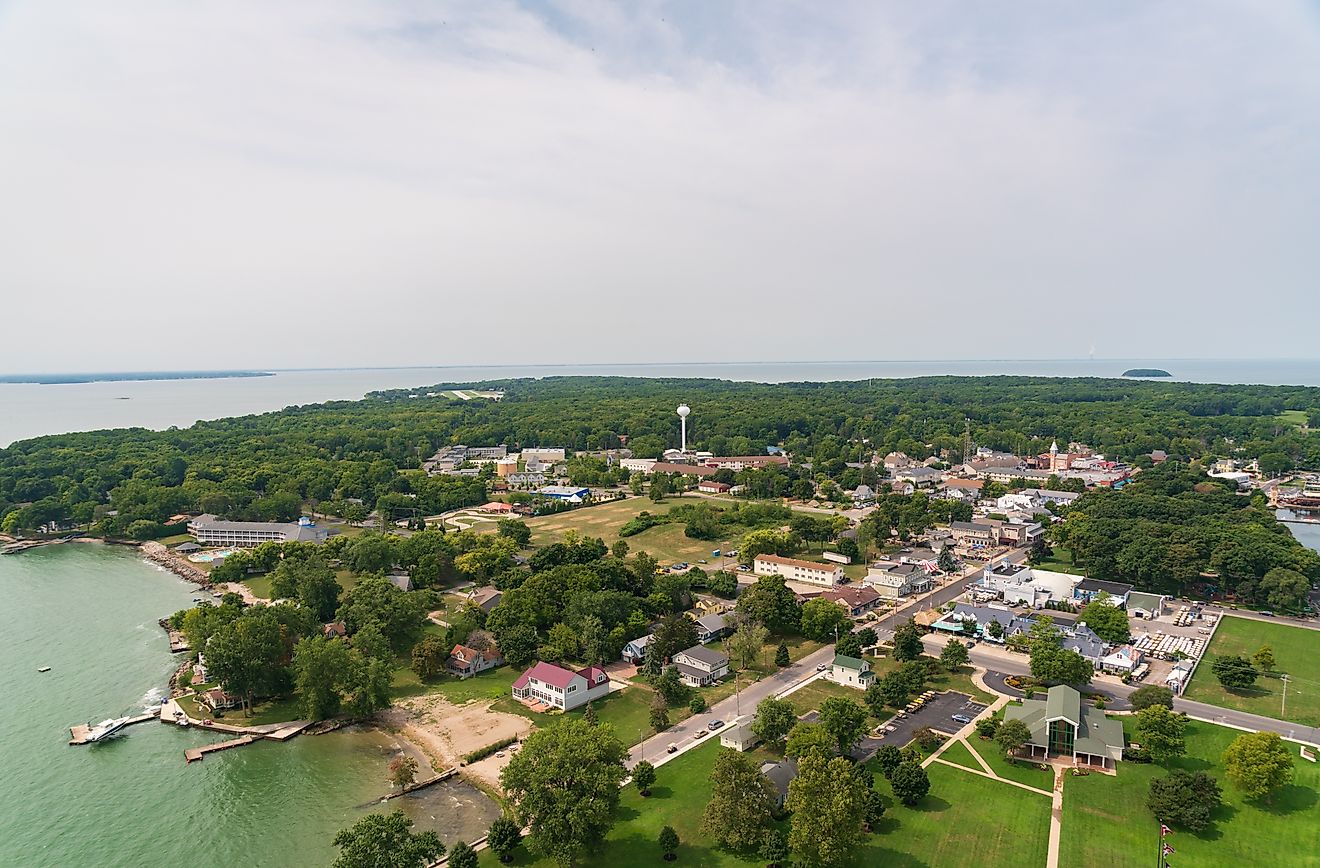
[6,375,1320,538]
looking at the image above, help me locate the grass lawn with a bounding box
[1184,615,1320,727]
[782,678,867,717]
[861,759,1052,867]
[1277,409,1309,426]
[1060,718,1320,868]
[936,738,983,771]
[525,496,745,567]
[476,735,1052,867]
[177,692,306,727]
[241,568,361,603]
[967,736,1055,789]
[491,684,660,747]
[159,533,195,545]
[1029,546,1085,575]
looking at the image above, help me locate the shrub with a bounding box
[464,736,518,764]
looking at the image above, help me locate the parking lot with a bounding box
[854,691,986,759]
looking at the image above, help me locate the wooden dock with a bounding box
[185,735,256,763]
[69,708,159,745]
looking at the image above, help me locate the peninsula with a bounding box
[0,370,273,385]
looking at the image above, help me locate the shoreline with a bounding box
[138,541,212,586]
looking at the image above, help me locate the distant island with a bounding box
[0,370,274,385]
[1122,368,1172,378]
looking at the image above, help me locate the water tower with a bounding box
[676,404,691,453]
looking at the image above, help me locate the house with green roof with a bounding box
[828,654,874,690]
[1002,684,1125,769]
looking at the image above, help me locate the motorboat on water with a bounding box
[84,717,133,742]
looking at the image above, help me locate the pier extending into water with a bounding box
[69,708,159,745]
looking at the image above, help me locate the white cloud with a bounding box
[0,0,1317,371]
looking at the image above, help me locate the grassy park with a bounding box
[1184,616,1320,727]
[526,496,736,566]
[1060,718,1320,868]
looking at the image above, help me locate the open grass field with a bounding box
[782,678,867,717]
[1060,718,1320,868]
[176,692,306,727]
[1277,409,1310,427]
[479,736,1052,868]
[525,496,742,566]
[862,758,1053,867]
[1029,545,1086,576]
[1184,615,1320,727]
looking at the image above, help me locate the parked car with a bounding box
[951,714,972,724]
[1258,610,1275,617]
[816,663,828,671]
[708,719,725,731]
[667,743,678,754]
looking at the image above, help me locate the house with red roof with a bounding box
[511,661,611,711]
[447,643,503,679]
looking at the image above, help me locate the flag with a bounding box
[1163,843,1176,856]
[1160,824,1172,836]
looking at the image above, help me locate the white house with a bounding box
[720,722,760,752]
[671,645,729,687]
[1100,644,1144,674]
[829,654,875,690]
[753,554,843,587]
[511,661,610,711]
[447,644,503,679]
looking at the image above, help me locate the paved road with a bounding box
[873,547,1029,640]
[927,635,1320,747]
[627,645,836,768]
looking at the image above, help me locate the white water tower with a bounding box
[676,404,690,453]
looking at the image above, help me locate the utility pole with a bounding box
[1282,673,1291,719]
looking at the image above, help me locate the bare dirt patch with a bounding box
[380,693,533,794]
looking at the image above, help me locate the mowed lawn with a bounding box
[859,759,1053,867]
[525,496,739,566]
[491,682,658,747]
[1060,718,1320,868]
[479,738,1052,868]
[1184,615,1320,726]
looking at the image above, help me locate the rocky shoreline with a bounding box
[139,540,212,586]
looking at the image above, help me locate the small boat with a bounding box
[84,717,133,743]
[38,666,51,673]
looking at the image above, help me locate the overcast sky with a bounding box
[1,1,1317,373]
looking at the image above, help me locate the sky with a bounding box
[1,1,1318,373]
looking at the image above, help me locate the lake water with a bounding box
[4,358,1320,447]
[0,544,499,868]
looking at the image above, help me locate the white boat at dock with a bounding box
[84,717,133,743]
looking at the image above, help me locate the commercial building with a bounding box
[536,486,590,502]
[187,515,329,548]
[620,458,658,474]
[753,554,844,587]
[1003,685,1124,769]
[702,455,789,472]
[521,447,566,464]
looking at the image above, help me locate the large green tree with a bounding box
[1222,731,1294,802]
[785,753,868,867]
[751,696,798,747]
[700,748,777,850]
[1134,704,1187,764]
[818,696,869,756]
[1076,594,1131,645]
[331,810,443,868]
[500,719,628,867]
[1146,770,1222,832]
[336,576,425,651]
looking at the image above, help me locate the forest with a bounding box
[2,375,1319,535]
[1052,463,1320,610]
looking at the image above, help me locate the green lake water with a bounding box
[0,544,499,867]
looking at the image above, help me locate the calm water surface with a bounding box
[0,544,498,868]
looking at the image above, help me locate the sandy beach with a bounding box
[379,692,532,794]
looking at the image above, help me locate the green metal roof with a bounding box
[832,654,869,671]
[1044,684,1081,725]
